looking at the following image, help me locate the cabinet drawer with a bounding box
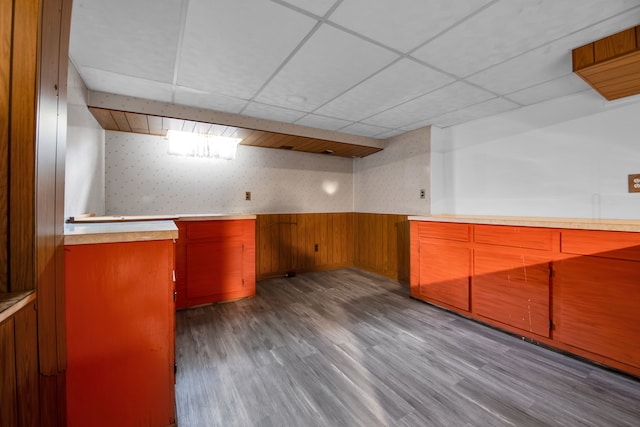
[418,222,470,242]
[474,225,551,251]
[561,229,640,262]
[185,220,245,241]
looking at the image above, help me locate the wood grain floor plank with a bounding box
[175,268,640,427]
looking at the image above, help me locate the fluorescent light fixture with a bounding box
[167,130,242,160]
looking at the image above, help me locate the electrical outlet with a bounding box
[314,243,319,252]
[629,174,640,193]
[245,191,251,201]
[420,189,426,199]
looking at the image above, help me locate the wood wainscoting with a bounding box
[354,213,410,282]
[256,213,410,282]
[256,213,354,280]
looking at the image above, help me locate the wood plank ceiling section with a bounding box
[88,107,382,158]
[572,25,640,101]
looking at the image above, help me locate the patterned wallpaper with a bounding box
[354,127,431,215]
[105,131,354,215]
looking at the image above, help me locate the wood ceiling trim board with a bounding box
[88,107,383,158]
[110,110,131,132]
[237,130,262,146]
[573,25,640,101]
[147,115,164,136]
[594,27,636,63]
[88,91,385,149]
[582,63,640,86]
[572,44,594,71]
[162,117,184,132]
[260,133,288,148]
[125,112,150,134]
[88,107,118,130]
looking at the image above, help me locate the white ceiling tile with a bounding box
[329,0,493,53]
[363,81,496,128]
[467,8,640,95]
[80,67,174,102]
[277,0,338,17]
[412,0,640,77]
[255,24,398,110]
[69,0,182,83]
[177,0,317,99]
[294,114,353,131]
[314,59,454,121]
[506,75,590,106]
[242,102,307,123]
[174,87,248,114]
[338,122,392,138]
[376,129,406,140]
[426,97,520,128]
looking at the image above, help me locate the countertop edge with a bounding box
[408,215,640,232]
[64,220,179,245]
[68,214,257,223]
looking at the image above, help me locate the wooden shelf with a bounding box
[0,291,36,324]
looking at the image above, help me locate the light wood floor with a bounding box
[175,268,640,426]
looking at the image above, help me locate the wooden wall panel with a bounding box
[9,0,39,292]
[14,302,40,427]
[0,0,11,294]
[0,0,72,424]
[256,213,354,280]
[354,213,409,282]
[0,317,18,426]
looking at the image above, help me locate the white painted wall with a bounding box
[65,62,105,218]
[432,91,640,220]
[105,131,354,215]
[354,127,431,215]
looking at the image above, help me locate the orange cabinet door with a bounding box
[176,219,256,308]
[473,249,551,337]
[418,241,471,311]
[555,256,640,369]
[186,239,245,299]
[65,240,175,427]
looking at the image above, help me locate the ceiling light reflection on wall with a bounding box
[167,130,242,160]
[322,180,339,195]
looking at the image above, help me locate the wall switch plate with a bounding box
[420,189,426,199]
[245,191,251,200]
[629,175,640,193]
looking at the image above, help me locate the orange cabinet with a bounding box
[65,239,176,427]
[473,249,550,337]
[410,219,640,376]
[555,255,640,369]
[410,222,471,311]
[176,219,256,308]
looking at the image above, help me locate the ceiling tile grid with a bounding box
[69,0,640,139]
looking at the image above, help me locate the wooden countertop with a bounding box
[64,221,179,245]
[408,215,640,232]
[67,214,257,223]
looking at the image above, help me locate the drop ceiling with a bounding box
[69,0,640,139]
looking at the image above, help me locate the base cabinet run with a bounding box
[176,219,256,308]
[410,220,640,377]
[65,240,176,427]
